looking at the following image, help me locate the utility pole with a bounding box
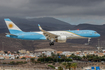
[56,50,58,63]
[56,46,58,63]
[97,39,102,53]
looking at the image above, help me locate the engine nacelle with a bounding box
[56,36,67,43]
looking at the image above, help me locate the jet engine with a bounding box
[55,36,67,43]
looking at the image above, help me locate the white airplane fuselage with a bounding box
[6,30,100,40]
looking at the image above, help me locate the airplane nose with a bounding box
[97,33,100,37]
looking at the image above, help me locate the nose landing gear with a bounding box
[88,38,91,44]
[85,38,91,45]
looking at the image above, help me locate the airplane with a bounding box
[4,18,100,46]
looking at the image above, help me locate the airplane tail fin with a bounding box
[4,18,22,34]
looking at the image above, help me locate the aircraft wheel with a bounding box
[51,42,54,45]
[49,42,54,46]
[49,42,52,46]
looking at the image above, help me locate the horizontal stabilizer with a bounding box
[6,33,17,36]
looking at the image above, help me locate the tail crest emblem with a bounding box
[8,23,13,28]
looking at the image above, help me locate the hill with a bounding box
[0,33,96,51]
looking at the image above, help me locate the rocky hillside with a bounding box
[0,33,96,51]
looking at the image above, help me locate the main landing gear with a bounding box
[49,42,54,46]
[49,38,54,46]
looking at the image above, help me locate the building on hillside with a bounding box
[26,51,30,54]
[42,51,52,57]
[4,56,9,59]
[0,55,4,59]
[82,51,94,56]
[98,53,104,57]
[62,51,72,56]
[18,49,27,54]
[102,50,105,53]
[57,51,62,55]
[66,55,71,58]
[7,51,11,54]
[0,51,4,54]
[35,48,56,52]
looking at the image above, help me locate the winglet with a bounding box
[38,24,40,27]
[38,24,42,30]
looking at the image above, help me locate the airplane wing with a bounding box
[38,24,58,40]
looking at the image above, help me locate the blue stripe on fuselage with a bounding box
[66,30,100,38]
[6,31,46,40]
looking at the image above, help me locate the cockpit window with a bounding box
[94,32,97,34]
